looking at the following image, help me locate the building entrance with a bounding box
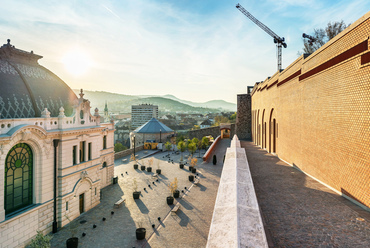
[79,193,85,214]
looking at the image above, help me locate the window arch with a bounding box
[5,143,33,215]
[102,162,107,168]
[103,135,107,149]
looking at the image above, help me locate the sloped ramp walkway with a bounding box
[242,141,370,247]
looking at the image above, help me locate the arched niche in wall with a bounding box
[269,108,277,154]
[262,109,266,149]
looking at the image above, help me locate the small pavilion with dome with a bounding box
[130,117,175,149]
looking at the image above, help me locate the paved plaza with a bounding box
[242,141,370,248]
[49,139,370,248]
[50,139,230,248]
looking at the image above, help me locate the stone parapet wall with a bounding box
[114,145,144,160]
[185,124,235,140]
[206,135,268,248]
[249,11,370,209]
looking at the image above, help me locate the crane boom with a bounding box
[236,3,287,71]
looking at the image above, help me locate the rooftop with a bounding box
[134,117,173,133]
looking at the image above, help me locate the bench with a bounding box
[194,178,200,185]
[114,198,126,208]
[171,204,180,214]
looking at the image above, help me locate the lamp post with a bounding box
[133,135,136,157]
[52,139,60,233]
[160,129,162,143]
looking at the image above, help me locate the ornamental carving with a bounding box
[41,108,51,118]
[43,139,52,158]
[81,170,88,179]
[21,131,31,141]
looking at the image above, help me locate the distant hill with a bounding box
[201,100,236,111]
[74,90,236,113]
[72,89,139,107]
[109,97,219,113]
[162,94,236,111]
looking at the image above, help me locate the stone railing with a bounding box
[206,135,268,248]
[114,145,144,160]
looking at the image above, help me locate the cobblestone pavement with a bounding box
[241,141,370,248]
[50,140,230,248]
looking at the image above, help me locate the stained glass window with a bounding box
[5,143,33,215]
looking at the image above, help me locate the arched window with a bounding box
[5,143,33,215]
[102,162,107,168]
[103,136,107,149]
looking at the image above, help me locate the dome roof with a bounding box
[0,39,78,119]
[134,118,173,133]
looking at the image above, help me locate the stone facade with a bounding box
[246,11,370,209]
[236,94,251,140]
[0,40,115,247]
[0,92,115,247]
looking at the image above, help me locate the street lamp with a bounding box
[160,129,162,143]
[132,134,136,158]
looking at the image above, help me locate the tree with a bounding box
[177,141,186,162]
[302,20,349,54]
[192,125,200,130]
[213,115,230,126]
[192,138,199,148]
[176,135,186,143]
[230,112,237,122]
[198,139,202,157]
[187,142,197,156]
[114,143,127,153]
[165,141,172,155]
[201,136,209,150]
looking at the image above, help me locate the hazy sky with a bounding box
[2,0,370,104]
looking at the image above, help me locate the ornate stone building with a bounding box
[0,40,114,247]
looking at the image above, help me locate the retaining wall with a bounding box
[114,145,144,160]
[184,124,235,140]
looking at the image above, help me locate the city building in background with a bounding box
[131,104,158,128]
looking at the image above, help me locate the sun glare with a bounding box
[62,49,91,76]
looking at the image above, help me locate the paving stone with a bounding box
[242,141,370,248]
[50,140,230,247]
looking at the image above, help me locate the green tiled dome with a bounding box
[0,40,77,119]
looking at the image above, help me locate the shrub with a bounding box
[30,231,51,248]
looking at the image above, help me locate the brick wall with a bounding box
[246,11,370,209]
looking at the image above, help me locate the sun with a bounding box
[62,49,92,76]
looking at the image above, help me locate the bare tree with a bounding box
[302,20,350,54]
